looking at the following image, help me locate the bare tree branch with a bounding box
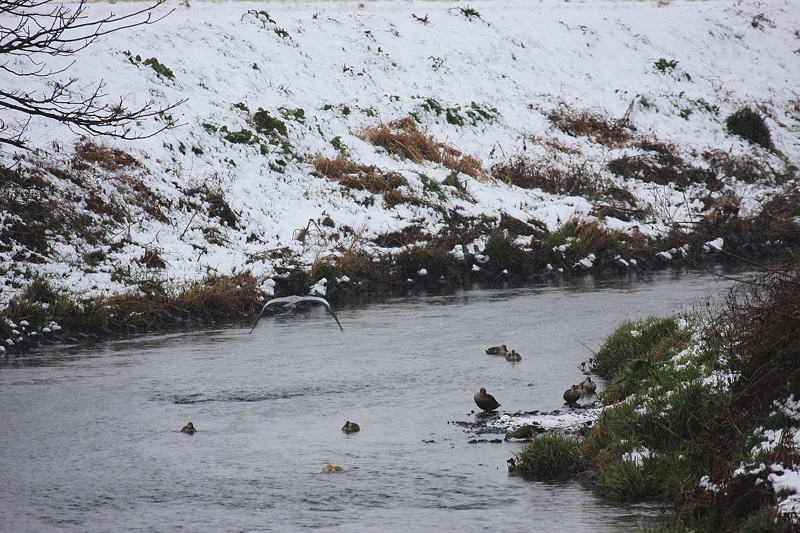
[0,0,181,149]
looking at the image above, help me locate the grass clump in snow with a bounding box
[252,109,288,137]
[492,156,605,197]
[456,7,481,20]
[484,232,535,279]
[509,434,580,480]
[538,218,648,271]
[412,98,498,127]
[223,128,256,145]
[725,107,773,149]
[123,52,175,80]
[279,107,305,123]
[701,149,793,184]
[362,117,486,179]
[312,153,408,194]
[330,136,348,155]
[396,246,457,279]
[653,58,679,73]
[74,140,139,171]
[606,150,718,189]
[547,105,632,147]
[141,57,174,80]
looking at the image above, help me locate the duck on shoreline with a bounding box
[563,385,581,404]
[474,387,501,412]
[504,424,542,441]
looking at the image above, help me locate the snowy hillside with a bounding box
[1,0,798,306]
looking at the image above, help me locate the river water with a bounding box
[0,270,741,531]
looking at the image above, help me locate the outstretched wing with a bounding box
[248,297,288,334]
[295,296,344,332]
[249,296,344,333]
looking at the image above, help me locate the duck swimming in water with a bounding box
[180,422,196,435]
[342,421,360,433]
[485,344,509,356]
[505,350,522,362]
[474,387,501,412]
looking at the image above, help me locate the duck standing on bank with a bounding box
[563,385,582,404]
[474,387,501,412]
[580,376,597,395]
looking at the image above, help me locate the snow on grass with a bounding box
[1,0,798,304]
[488,406,602,434]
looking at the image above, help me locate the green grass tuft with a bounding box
[511,434,580,480]
[593,459,651,502]
[594,316,692,379]
[725,107,773,149]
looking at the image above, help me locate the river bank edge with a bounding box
[505,260,800,532]
[1,241,793,357]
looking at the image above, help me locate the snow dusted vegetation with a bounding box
[1,0,799,307]
[2,1,800,529]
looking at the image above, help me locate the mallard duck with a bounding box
[505,350,522,362]
[485,344,509,356]
[580,376,597,394]
[180,422,196,434]
[342,421,360,433]
[563,385,582,404]
[474,387,501,412]
[322,463,345,473]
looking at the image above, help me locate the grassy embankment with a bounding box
[509,260,800,531]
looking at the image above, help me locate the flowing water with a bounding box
[0,270,743,531]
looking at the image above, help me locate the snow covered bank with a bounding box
[1,0,798,306]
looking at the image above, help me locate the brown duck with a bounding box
[485,344,509,356]
[474,387,501,412]
[342,421,360,433]
[505,350,522,362]
[563,385,582,404]
[504,424,541,441]
[180,422,196,435]
[580,377,597,394]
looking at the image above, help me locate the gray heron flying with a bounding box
[249,295,344,333]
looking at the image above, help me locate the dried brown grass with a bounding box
[73,140,139,171]
[702,149,795,184]
[547,106,632,147]
[607,153,719,189]
[362,117,486,179]
[312,153,408,194]
[492,155,605,197]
